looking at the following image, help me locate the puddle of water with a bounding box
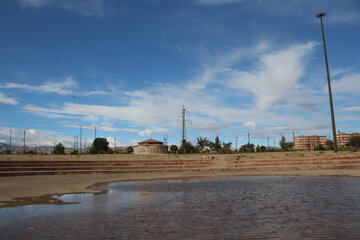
[1,176,360,239]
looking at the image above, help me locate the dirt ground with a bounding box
[1,151,359,208]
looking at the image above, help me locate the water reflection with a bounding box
[1,177,360,239]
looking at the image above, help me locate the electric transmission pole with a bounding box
[94,125,97,140]
[316,12,338,152]
[9,130,12,154]
[235,136,239,151]
[23,129,26,154]
[178,105,191,144]
[80,125,82,154]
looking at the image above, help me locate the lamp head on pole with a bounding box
[316,12,326,18]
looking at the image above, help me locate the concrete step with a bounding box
[0,164,359,177]
[0,160,211,167]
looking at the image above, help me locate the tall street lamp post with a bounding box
[316,12,338,152]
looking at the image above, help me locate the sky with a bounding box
[0,0,359,148]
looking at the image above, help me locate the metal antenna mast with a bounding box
[178,105,191,143]
[163,134,168,145]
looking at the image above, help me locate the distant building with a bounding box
[293,135,328,151]
[337,132,360,147]
[133,139,168,154]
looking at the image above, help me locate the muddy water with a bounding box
[1,176,360,239]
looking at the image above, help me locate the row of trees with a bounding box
[53,138,133,155]
[51,135,360,155]
[169,136,271,154]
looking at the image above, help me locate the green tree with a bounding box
[53,143,65,155]
[347,136,360,148]
[314,144,326,151]
[239,143,255,152]
[196,137,210,152]
[169,144,178,153]
[179,140,198,154]
[326,140,334,150]
[279,136,293,151]
[213,135,222,152]
[219,141,232,154]
[90,137,110,154]
[259,146,267,152]
[126,146,134,153]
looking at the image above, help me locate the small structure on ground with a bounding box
[133,139,168,154]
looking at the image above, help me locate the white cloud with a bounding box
[243,121,257,129]
[194,0,248,5]
[19,42,330,136]
[57,121,139,133]
[138,128,169,137]
[194,0,360,25]
[0,126,74,148]
[18,0,106,17]
[0,93,18,105]
[332,73,360,95]
[100,122,114,127]
[198,41,317,109]
[0,76,108,96]
[343,107,360,112]
[231,42,317,109]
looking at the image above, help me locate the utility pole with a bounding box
[178,105,191,144]
[9,130,12,154]
[235,136,239,151]
[316,12,338,152]
[267,137,270,151]
[114,137,117,154]
[76,135,79,152]
[80,125,82,154]
[23,129,26,154]
[248,133,250,144]
[94,125,97,140]
[73,136,76,151]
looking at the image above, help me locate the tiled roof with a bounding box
[138,139,164,144]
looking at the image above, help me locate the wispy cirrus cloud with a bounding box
[194,0,248,5]
[332,73,360,95]
[188,41,318,109]
[138,128,169,137]
[0,93,18,105]
[343,107,360,112]
[57,121,139,133]
[0,76,108,96]
[194,0,360,24]
[18,0,106,17]
[0,126,74,147]
[20,41,330,137]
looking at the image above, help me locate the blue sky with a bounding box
[0,0,359,148]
